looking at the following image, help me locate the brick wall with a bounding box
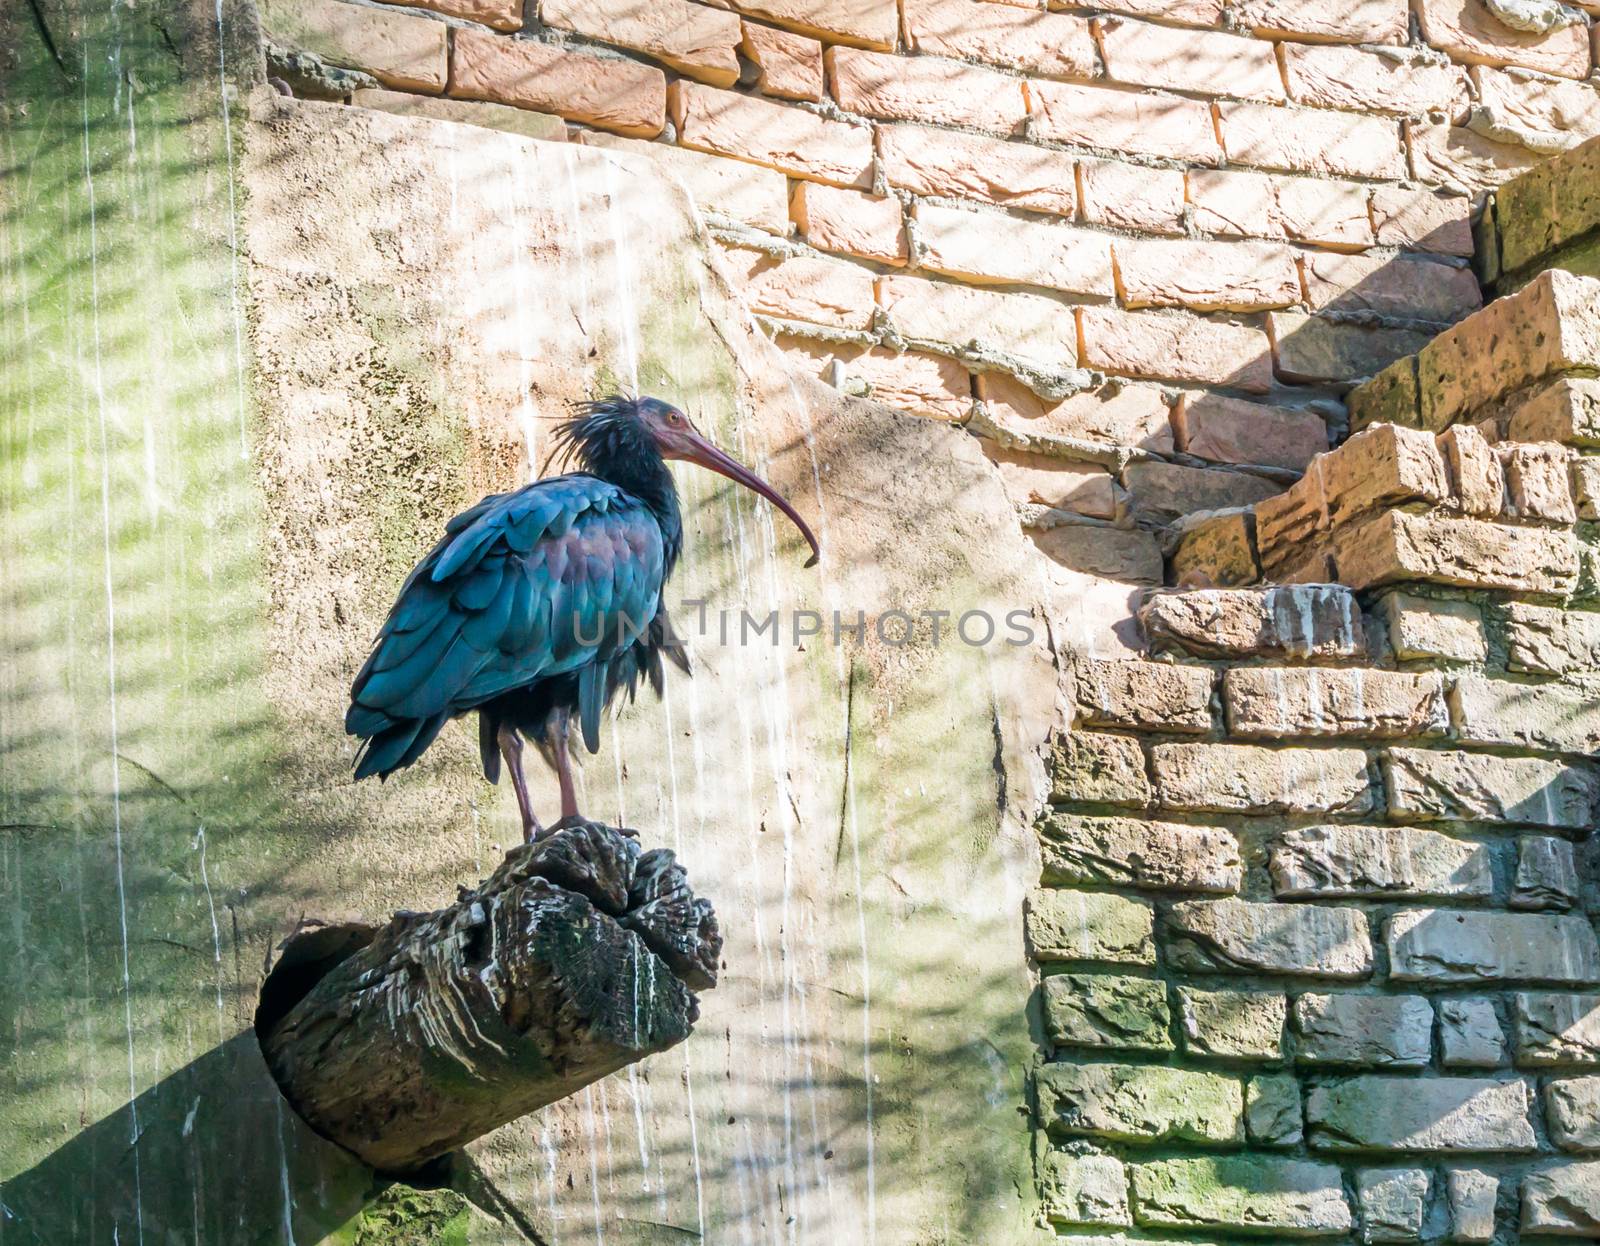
[258,0,1600,587]
[1038,272,1600,1240]
[254,4,1600,1237]
[1481,130,1600,295]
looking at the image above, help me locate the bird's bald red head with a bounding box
[636,398,820,568]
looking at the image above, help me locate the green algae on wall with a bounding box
[0,2,375,1241]
[1481,132,1600,294]
[335,1186,473,1246]
[350,284,475,587]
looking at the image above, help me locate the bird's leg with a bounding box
[496,723,542,843]
[551,709,636,838]
[551,707,582,824]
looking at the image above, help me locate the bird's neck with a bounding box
[603,458,683,574]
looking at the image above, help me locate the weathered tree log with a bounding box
[256,819,721,1172]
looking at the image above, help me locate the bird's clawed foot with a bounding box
[546,813,635,839]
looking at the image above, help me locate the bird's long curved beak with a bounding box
[686,437,821,568]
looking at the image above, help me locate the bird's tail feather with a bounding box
[578,661,606,754]
[345,702,392,738]
[353,711,449,781]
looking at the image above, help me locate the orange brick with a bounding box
[1094,18,1284,100]
[1345,355,1423,432]
[1370,186,1474,256]
[877,274,1077,372]
[977,373,1174,453]
[1417,269,1600,430]
[1503,442,1576,522]
[1318,423,1451,529]
[1273,547,1338,585]
[1282,42,1469,116]
[1439,424,1505,514]
[1079,308,1274,392]
[1254,470,1326,565]
[1112,238,1301,312]
[1078,159,1186,234]
[670,80,872,186]
[1503,377,1600,445]
[1336,510,1579,592]
[985,447,1118,516]
[777,335,973,420]
[1124,461,1281,524]
[699,0,896,50]
[877,124,1075,216]
[1231,0,1406,43]
[541,0,740,86]
[1069,0,1222,23]
[1028,81,1222,163]
[260,0,447,92]
[450,29,664,136]
[740,22,823,101]
[721,248,878,328]
[1173,393,1328,471]
[829,47,1029,135]
[843,349,972,419]
[351,87,567,138]
[1268,312,1431,384]
[904,0,1097,78]
[790,183,906,265]
[1416,0,1591,79]
[1473,67,1600,154]
[914,203,1113,296]
[1031,524,1163,583]
[1406,121,1542,193]
[1188,169,1372,250]
[1219,103,1403,178]
[391,0,521,32]
[1168,509,1262,587]
[1301,253,1482,325]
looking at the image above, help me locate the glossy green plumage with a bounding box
[346,473,667,779]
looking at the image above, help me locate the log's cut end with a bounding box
[255,819,721,1173]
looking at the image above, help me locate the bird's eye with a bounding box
[666,411,681,426]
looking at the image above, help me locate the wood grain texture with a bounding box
[258,820,720,1172]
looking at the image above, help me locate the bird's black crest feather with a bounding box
[543,396,649,478]
[544,396,682,565]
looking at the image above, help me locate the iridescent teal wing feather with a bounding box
[346,474,665,778]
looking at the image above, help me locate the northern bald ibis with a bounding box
[345,396,820,840]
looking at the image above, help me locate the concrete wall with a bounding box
[2,4,1059,1242]
[240,93,1059,1244]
